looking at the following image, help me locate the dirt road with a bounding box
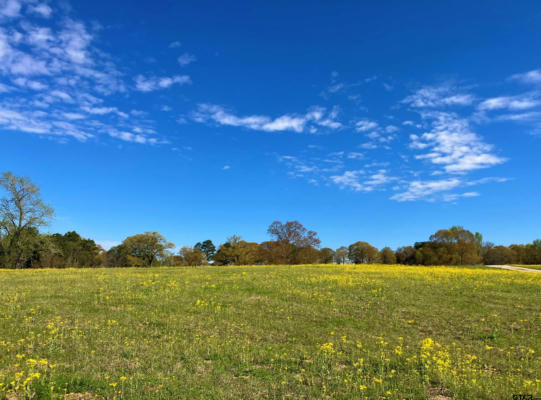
[485,265,541,274]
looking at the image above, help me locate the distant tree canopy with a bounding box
[176,246,207,266]
[194,240,216,262]
[348,241,378,264]
[214,236,265,266]
[1,172,540,268]
[379,247,396,264]
[122,232,174,267]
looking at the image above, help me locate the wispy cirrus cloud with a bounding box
[192,104,342,134]
[330,169,394,192]
[355,119,378,132]
[0,2,168,145]
[391,178,462,201]
[177,53,196,66]
[478,94,540,111]
[354,119,397,149]
[403,84,474,108]
[134,74,191,92]
[509,69,541,85]
[409,112,506,173]
[391,176,507,202]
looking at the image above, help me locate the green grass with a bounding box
[0,265,539,399]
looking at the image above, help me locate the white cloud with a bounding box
[169,41,181,48]
[510,69,541,84]
[50,90,73,102]
[355,119,378,132]
[0,0,21,18]
[403,85,474,108]
[262,115,306,132]
[496,111,541,122]
[135,74,191,92]
[391,178,462,201]
[193,104,341,134]
[63,112,85,120]
[12,77,48,90]
[177,53,196,66]
[81,106,127,118]
[363,169,394,189]
[108,129,158,145]
[28,3,52,18]
[222,165,230,170]
[0,4,159,145]
[330,170,365,191]
[478,94,540,111]
[410,112,506,173]
[442,192,479,202]
[347,152,364,160]
[330,169,393,192]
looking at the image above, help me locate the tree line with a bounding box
[1,172,540,268]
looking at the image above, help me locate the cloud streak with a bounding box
[192,104,342,134]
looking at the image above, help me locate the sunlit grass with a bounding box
[0,265,539,399]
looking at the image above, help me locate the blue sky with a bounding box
[1,0,540,250]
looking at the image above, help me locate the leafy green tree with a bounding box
[348,241,378,264]
[429,226,481,265]
[214,236,265,265]
[379,247,396,264]
[178,246,207,266]
[260,240,292,265]
[51,231,101,267]
[194,240,216,262]
[319,248,335,264]
[0,172,53,268]
[395,246,416,265]
[106,244,130,267]
[483,246,515,265]
[334,246,348,264]
[122,232,174,267]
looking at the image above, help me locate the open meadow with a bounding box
[0,265,539,400]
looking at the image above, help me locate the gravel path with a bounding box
[485,265,541,274]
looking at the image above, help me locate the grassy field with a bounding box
[0,265,539,400]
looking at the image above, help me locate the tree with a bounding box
[214,236,265,265]
[260,240,292,265]
[483,246,515,265]
[379,247,396,264]
[348,241,378,264]
[395,246,416,265]
[267,221,321,248]
[429,226,481,265]
[0,172,54,268]
[319,248,335,264]
[51,231,101,267]
[122,232,174,267]
[266,221,321,264]
[194,240,216,262]
[474,232,483,256]
[178,246,207,266]
[334,246,348,264]
[106,244,130,267]
[296,245,320,264]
